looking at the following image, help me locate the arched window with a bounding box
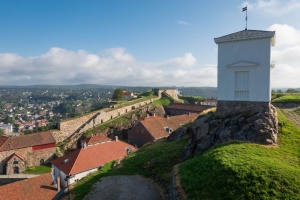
[40,159,45,165]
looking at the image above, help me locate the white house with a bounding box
[122,91,137,100]
[201,98,217,107]
[214,29,276,116]
[51,138,136,188]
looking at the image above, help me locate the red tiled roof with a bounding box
[0,173,57,200]
[166,103,210,112]
[140,114,198,139]
[0,135,8,147]
[51,140,136,175]
[6,152,25,163]
[81,135,112,145]
[0,131,56,152]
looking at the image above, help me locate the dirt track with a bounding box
[84,175,162,200]
[279,107,300,129]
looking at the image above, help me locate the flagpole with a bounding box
[246,8,248,30]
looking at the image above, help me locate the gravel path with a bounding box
[85,175,162,200]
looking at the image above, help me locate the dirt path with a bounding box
[84,175,162,200]
[280,107,300,129]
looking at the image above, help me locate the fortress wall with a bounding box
[56,98,158,142]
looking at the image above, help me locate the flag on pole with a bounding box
[243,6,247,12]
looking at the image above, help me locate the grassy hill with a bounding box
[272,93,300,103]
[179,109,300,199]
[70,108,300,199]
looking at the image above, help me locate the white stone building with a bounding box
[214,30,276,116]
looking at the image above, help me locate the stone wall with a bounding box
[55,97,160,143]
[164,90,179,101]
[6,155,26,175]
[217,100,270,117]
[183,104,278,157]
[0,147,56,174]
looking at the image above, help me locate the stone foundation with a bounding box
[183,104,278,156]
[217,100,270,117]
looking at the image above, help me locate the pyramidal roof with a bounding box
[214,29,275,45]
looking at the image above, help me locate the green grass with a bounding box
[179,109,300,199]
[72,137,189,200]
[179,95,205,104]
[23,163,52,174]
[152,96,172,106]
[272,93,300,103]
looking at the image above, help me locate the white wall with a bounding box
[217,38,272,102]
[52,164,99,188]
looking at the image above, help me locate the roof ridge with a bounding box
[0,136,10,151]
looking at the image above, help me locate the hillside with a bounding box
[179,108,300,199]
[68,108,300,199]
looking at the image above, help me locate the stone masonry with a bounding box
[217,101,270,117]
[0,147,56,174]
[54,96,161,143]
[183,104,278,157]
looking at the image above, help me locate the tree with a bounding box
[112,88,123,100]
[0,129,4,136]
[286,88,299,93]
[277,90,283,93]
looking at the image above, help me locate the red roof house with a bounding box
[51,139,136,187]
[0,131,56,174]
[128,113,198,147]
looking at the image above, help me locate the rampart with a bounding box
[53,96,161,143]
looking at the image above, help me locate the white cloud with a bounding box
[242,0,300,15]
[0,48,215,87]
[268,24,300,88]
[177,20,191,26]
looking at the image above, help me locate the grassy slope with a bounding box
[23,163,52,174]
[179,109,300,199]
[272,93,300,103]
[152,96,172,106]
[72,137,188,200]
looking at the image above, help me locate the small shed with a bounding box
[214,30,276,116]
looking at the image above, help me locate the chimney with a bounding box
[115,136,118,142]
[57,176,61,191]
[166,115,169,119]
[82,142,87,149]
[195,102,198,105]
[153,113,156,117]
[146,114,149,118]
[188,112,191,116]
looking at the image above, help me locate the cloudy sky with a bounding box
[0,0,299,88]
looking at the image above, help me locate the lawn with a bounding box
[152,96,172,106]
[272,93,300,103]
[71,137,189,200]
[179,109,300,199]
[23,163,52,174]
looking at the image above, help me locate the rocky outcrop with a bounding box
[182,104,278,157]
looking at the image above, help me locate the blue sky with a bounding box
[0,0,299,87]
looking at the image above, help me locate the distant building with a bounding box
[201,98,217,107]
[122,91,137,100]
[0,123,13,134]
[165,103,212,116]
[214,29,276,116]
[128,113,198,147]
[51,137,135,187]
